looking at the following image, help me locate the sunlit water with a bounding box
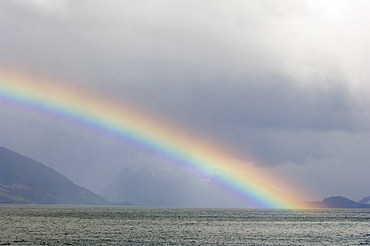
[0,206,369,245]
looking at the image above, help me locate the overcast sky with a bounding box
[1,0,370,203]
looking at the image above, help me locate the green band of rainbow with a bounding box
[0,70,309,208]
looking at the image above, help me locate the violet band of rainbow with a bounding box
[0,69,310,208]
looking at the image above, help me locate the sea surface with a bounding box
[0,205,369,245]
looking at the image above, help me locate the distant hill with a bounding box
[358,196,370,205]
[2,146,368,208]
[102,167,190,207]
[101,167,247,208]
[310,196,370,208]
[102,166,370,208]
[0,146,122,205]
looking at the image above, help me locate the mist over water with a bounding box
[1,205,369,245]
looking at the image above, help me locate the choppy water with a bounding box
[0,206,369,245]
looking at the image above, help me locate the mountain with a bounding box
[358,196,370,205]
[3,146,368,208]
[102,167,189,207]
[310,196,370,208]
[101,167,247,208]
[0,146,112,205]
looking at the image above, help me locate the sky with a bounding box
[0,0,370,204]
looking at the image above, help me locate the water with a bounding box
[0,206,369,245]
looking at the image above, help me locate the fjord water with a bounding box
[1,206,369,245]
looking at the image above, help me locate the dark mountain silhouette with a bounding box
[310,196,370,208]
[358,196,370,205]
[0,146,117,205]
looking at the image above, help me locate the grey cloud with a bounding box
[165,75,357,166]
[0,0,291,80]
[177,75,354,131]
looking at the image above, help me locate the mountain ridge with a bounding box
[358,196,370,205]
[1,146,368,208]
[0,146,131,205]
[309,196,370,208]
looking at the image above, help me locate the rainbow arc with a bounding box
[0,69,311,208]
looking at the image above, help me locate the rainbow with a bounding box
[0,69,310,208]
